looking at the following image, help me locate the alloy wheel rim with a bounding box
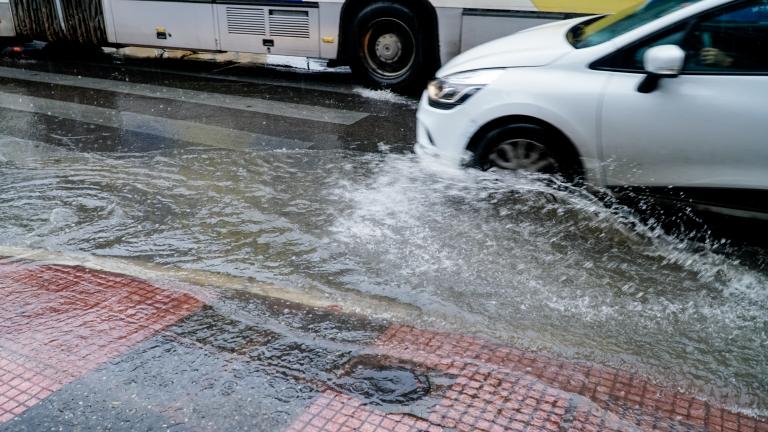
[489,139,558,172]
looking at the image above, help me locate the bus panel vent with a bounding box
[226,7,266,36]
[268,10,310,39]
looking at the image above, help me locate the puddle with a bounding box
[0,139,766,416]
[337,364,431,406]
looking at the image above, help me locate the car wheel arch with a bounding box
[467,115,586,180]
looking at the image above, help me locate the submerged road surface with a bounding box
[0,54,766,430]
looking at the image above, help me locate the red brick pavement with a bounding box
[0,262,203,423]
[288,325,768,432]
[1,261,766,431]
[287,391,443,432]
[0,351,59,423]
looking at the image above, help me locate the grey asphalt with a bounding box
[0,53,417,155]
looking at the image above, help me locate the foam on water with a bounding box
[352,88,418,107]
[325,151,768,414]
[0,140,765,414]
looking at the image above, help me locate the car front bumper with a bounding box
[415,92,477,167]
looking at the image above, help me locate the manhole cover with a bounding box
[336,364,431,406]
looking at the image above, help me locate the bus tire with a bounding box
[347,2,434,93]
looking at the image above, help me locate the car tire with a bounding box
[347,2,435,93]
[473,123,583,182]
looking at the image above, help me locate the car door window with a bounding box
[594,0,768,74]
[593,25,688,71]
[684,0,768,73]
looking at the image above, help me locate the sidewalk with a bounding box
[0,260,765,431]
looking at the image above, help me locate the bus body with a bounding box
[0,0,637,89]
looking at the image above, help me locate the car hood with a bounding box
[436,16,591,78]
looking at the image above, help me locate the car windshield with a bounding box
[570,0,706,48]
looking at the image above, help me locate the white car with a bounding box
[416,0,768,220]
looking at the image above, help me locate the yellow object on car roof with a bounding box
[531,0,646,14]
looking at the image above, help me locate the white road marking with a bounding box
[0,91,316,151]
[0,66,368,125]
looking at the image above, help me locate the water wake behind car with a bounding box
[0,139,766,416]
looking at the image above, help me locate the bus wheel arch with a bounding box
[339,0,440,92]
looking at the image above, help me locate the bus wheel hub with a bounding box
[375,33,402,63]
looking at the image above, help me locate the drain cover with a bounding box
[337,364,431,406]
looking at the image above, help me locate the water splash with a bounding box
[0,139,765,414]
[325,151,768,413]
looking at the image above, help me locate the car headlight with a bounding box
[427,69,505,109]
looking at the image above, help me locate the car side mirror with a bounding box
[637,45,686,93]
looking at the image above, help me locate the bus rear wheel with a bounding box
[348,2,433,93]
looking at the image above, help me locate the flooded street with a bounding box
[0,54,766,429]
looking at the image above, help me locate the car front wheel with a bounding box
[473,123,582,182]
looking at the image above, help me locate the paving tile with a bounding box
[359,325,768,432]
[2,261,766,432]
[0,262,203,423]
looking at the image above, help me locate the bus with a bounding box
[0,0,639,90]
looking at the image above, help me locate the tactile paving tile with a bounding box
[286,391,444,432]
[375,325,768,432]
[286,325,768,432]
[0,352,59,423]
[0,262,203,422]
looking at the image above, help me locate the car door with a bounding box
[597,0,768,214]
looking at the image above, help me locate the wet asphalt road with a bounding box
[0,51,417,155]
[0,53,423,431]
[1,50,767,428]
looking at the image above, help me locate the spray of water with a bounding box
[325,151,768,415]
[0,140,766,414]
